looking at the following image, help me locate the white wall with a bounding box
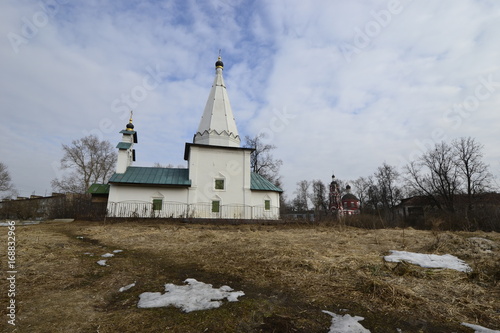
[187,145,252,207]
[108,185,189,203]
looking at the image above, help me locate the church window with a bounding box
[152,199,163,211]
[264,200,271,211]
[215,179,225,190]
[212,200,220,213]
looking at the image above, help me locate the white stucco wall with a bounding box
[250,190,281,219]
[187,145,252,207]
[108,185,188,203]
[107,185,190,218]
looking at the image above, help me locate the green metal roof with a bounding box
[119,130,138,143]
[250,173,283,192]
[109,167,191,186]
[116,142,132,150]
[109,167,280,192]
[87,183,110,194]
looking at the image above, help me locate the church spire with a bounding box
[193,56,240,147]
[126,110,134,131]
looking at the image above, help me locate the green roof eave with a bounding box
[116,142,132,150]
[87,183,110,194]
[250,173,283,192]
[119,130,138,143]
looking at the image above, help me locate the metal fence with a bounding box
[106,201,280,220]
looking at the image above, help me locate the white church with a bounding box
[105,57,282,219]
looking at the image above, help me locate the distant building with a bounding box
[329,175,342,217]
[396,193,500,219]
[329,176,360,216]
[341,185,360,215]
[104,57,282,219]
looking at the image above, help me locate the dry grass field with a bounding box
[1,219,499,332]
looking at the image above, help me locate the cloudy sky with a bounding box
[1,0,500,198]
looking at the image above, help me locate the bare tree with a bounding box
[375,163,403,211]
[351,176,380,212]
[244,134,283,185]
[51,135,117,193]
[0,162,15,197]
[153,163,186,168]
[153,162,174,168]
[452,137,492,201]
[351,176,373,210]
[311,179,328,214]
[292,180,310,212]
[404,141,461,212]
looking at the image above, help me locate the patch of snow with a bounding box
[76,236,84,239]
[97,260,108,266]
[462,322,500,332]
[113,249,123,253]
[119,282,136,292]
[322,311,370,333]
[83,252,94,256]
[137,278,244,312]
[101,253,114,258]
[384,250,471,272]
[467,237,497,252]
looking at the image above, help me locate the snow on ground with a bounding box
[467,237,497,253]
[113,249,123,253]
[322,311,370,333]
[384,250,472,272]
[101,253,114,258]
[96,260,107,266]
[462,322,500,333]
[119,282,136,292]
[137,278,244,312]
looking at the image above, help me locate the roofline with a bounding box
[250,188,283,193]
[108,182,191,188]
[184,142,254,160]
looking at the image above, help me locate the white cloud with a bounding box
[1,0,500,197]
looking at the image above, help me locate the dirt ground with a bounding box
[1,219,499,332]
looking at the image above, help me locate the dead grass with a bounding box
[1,220,499,332]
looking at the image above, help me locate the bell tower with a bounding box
[115,111,137,173]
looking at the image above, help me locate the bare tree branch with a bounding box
[244,134,283,185]
[52,135,117,193]
[0,162,14,194]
